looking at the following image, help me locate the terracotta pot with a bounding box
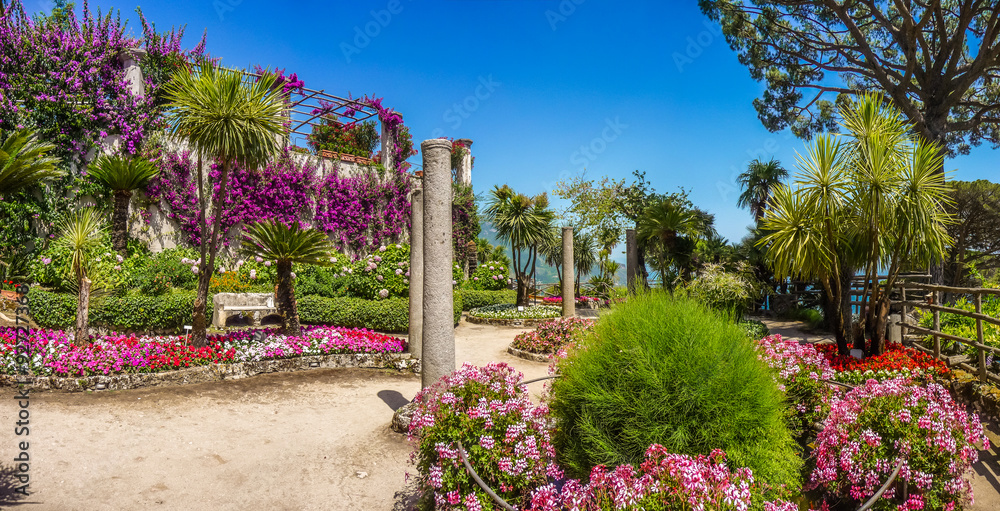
[414,171,423,178]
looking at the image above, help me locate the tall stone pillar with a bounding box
[455,138,473,186]
[408,187,424,360]
[381,119,396,172]
[420,139,455,389]
[119,48,147,98]
[626,229,640,293]
[562,227,575,318]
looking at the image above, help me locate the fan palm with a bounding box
[163,63,286,346]
[87,155,159,254]
[760,92,952,356]
[636,199,702,288]
[737,157,788,224]
[53,208,106,345]
[483,185,555,305]
[0,130,62,195]
[242,220,335,335]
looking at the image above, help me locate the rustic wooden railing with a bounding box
[894,282,1000,385]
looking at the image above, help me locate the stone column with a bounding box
[626,229,640,293]
[381,119,396,172]
[562,227,575,318]
[420,139,455,389]
[408,187,424,360]
[455,138,473,186]
[119,48,147,98]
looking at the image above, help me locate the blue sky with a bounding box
[37,0,1000,244]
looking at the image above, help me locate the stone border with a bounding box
[506,345,555,363]
[0,352,419,393]
[466,315,560,328]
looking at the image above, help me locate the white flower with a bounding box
[256,256,264,263]
[104,252,111,257]
[116,254,124,263]
[95,258,101,263]
[395,269,403,275]
[376,275,384,281]
[452,280,457,286]
[330,257,337,263]
[114,265,121,271]
[219,266,226,273]
[191,265,199,274]
[264,261,271,267]
[181,258,191,264]
[379,289,389,298]
[250,270,257,279]
[474,277,479,281]
[405,271,410,277]
[403,279,409,284]
[396,244,402,249]
[291,272,296,279]
[490,266,494,270]
[374,256,382,262]
[379,245,387,252]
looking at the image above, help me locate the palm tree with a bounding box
[242,220,335,335]
[760,92,952,356]
[483,185,555,306]
[87,155,159,254]
[0,130,61,195]
[636,199,702,288]
[737,158,788,224]
[54,208,106,345]
[163,63,286,346]
[573,229,597,293]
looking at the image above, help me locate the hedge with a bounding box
[26,288,210,333]
[298,293,464,333]
[456,289,516,311]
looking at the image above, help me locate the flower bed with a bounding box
[510,317,594,355]
[540,295,606,307]
[814,342,949,385]
[0,326,404,377]
[408,363,798,511]
[468,304,561,321]
[756,335,838,434]
[810,377,989,510]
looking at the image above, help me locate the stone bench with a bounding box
[212,293,279,328]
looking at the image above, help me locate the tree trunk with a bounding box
[191,159,232,347]
[516,279,530,307]
[75,277,91,345]
[111,190,132,255]
[275,259,300,335]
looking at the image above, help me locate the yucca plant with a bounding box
[760,92,953,356]
[87,154,159,254]
[242,220,334,335]
[54,208,106,344]
[0,129,62,195]
[483,185,555,306]
[163,63,286,346]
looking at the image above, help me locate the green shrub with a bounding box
[298,292,463,333]
[27,288,209,333]
[141,248,201,291]
[686,263,757,318]
[548,292,801,489]
[347,244,410,300]
[468,260,510,290]
[457,289,515,310]
[26,287,77,329]
[740,318,769,341]
[293,263,348,298]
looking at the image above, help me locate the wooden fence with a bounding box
[893,282,1000,385]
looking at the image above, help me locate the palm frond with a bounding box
[0,130,62,195]
[87,154,159,192]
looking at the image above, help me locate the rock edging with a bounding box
[0,352,419,393]
[506,345,556,363]
[466,315,556,328]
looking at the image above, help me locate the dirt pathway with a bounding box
[0,321,549,511]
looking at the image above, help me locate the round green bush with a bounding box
[468,260,510,290]
[548,292,801,489]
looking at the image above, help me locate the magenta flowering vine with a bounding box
[145,149,318,246]
[0,0,204,160]
[313,166,411,255]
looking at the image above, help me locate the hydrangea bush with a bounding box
[346,244,409,300]
[510,317,594,354]
[810,377,989,511]
[469,261,511,291]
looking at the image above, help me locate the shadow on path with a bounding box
[0,464,32,507]
[378,390,410,412]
